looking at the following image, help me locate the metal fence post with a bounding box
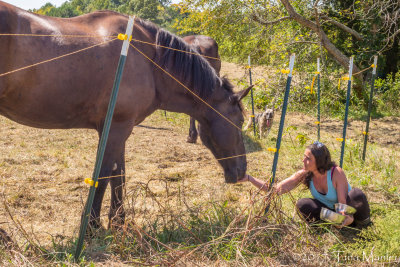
[270,54,295,187]
[339,56,353,168]
[317,58,321,141]
[248,56,256,137]
[362,56,378,161]
[74,16,135,260]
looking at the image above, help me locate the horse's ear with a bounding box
[234,85,253,102]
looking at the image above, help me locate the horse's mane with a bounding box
[137,19,218,100]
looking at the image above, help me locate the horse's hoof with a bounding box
[86,219,104,237]
[186,136,197,143]
[107,207,126,230]
[108,222,125,231]
[86,225,106,238]
[108,215,125,230]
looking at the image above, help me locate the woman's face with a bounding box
[303,149,317,172]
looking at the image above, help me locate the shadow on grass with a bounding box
[35,228,117,265]
[349,109,386,121]
[96,201,305,264]
[310,222,362,242]
[243,133,263,153]
[136,124,171,131]
[26,205,369,266]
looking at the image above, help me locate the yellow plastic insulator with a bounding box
[118,33,128,40]
[314,71,320,75]
[371,64,376,68]
[245,65,251,69]
[342,77,350,81]
[310,76,316,94]
[336,138,344,142]
[362,131,368,135]
[281,69,290,74]
[267,147,278,153]
[314,121,320,125]
[250,115,255,118]
[84,178,94,186]
[84,178,98,187]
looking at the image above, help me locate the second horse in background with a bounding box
[183,35,221,143]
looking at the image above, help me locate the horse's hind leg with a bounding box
[187,117,198,143]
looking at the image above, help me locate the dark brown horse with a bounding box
[182,35,221,144]
[0,2,250,228]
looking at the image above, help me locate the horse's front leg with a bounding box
[108,150,126,228]
[89,170,111,229]
[89,122,133,230]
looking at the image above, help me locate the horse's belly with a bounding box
[0,90,96,129]
[0,107,93,129]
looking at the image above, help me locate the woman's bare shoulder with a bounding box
[332,166,347,183]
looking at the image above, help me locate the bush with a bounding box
[241,77,283,111]
[374,71,400,116]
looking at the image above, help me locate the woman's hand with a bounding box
[341,212,354,227]
[335,212,354,228]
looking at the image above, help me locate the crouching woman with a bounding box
[239,142,371,227]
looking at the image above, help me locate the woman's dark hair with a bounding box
[303,141,336,188]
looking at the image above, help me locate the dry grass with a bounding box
[0,62,399,266]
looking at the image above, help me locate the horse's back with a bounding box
[183,35,220,74]
[0,1,128,37]
[183,35,219,57]
[0,4,157,130]
[57,10,128,34]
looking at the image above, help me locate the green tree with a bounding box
[175,0,399,101]
[117,0,162,23]
[36,2,81,17]
[34,0,181,32]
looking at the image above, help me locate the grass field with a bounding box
[0,62,399,266]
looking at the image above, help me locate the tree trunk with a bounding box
[278,0,364,97]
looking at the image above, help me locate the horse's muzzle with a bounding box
[224,167,246,184]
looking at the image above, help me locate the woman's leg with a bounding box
[296,198,328,223]
[346,188,371,226]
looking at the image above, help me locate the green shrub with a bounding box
[374,71,400,116]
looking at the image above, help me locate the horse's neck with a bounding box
[155,80,211,121]
[159,93,200,117]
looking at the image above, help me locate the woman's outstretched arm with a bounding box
[238,170,307,195]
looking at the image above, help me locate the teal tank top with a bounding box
[310,167,351,209]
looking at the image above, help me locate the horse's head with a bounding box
[198,78,252,183]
